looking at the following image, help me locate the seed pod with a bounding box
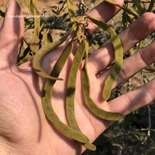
[66,40,96,150]
[42,41,89,143]
[87,15,123,101]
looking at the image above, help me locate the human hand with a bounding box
[0,0,155,155]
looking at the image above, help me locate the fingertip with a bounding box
[1,0,24,40]
[88,0,124,33]
[0,0,24,67]
[139,12,155,33]
[121,12,155,48]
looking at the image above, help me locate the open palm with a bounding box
[0,0,155,155]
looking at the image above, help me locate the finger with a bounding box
[114,39,155,87]
[88,12,155,75]
[88,0,124,34]
[107,79,155,115]
[0,0,24,69]
[93,77,155,115]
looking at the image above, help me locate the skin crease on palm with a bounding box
[1,0,155,154]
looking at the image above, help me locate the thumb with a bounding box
[0,0,24,68]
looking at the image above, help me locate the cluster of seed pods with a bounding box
[31,0,147,150]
